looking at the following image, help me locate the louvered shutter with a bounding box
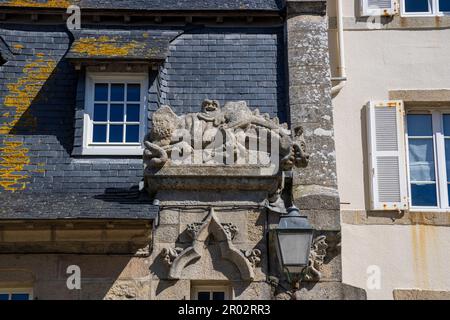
[366,101,408,211]
[360,0,398,16]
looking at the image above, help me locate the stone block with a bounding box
[153,279,190,300]
[154,225,180,244]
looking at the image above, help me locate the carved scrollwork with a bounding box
[303,235,328,282]
[186,222,203,239]
[241,249,262,268]
[161,247,184,266]
[221,223,238,241]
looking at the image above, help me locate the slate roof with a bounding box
[0,191,159,220]
[0,36,12,60]
[0,0,283,11]
[66,30,170,61]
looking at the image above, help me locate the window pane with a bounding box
[443,114,450,136]
[197,292,210,301]
[127,104,140,122]
[110,84,125,101]
[408,139,435,181]
[93,125,107,143]
[0,294,9,300]
[445,140,450,180]
[126,125,140,143]
[110,104,124,122]
[407,114,433,136]
[212,292,225,300]
[440,0,450,12]
[127,84,141,101]
[109,125,123,143]
[93,104,107,121]
[94,83,108,101]
[11,294,29,301]
[405,0,431,12]
[411,183,437,207]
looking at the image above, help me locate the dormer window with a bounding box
[82,73,148,155]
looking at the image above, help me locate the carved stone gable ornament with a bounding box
[164,208,256,281]
[144,100,309,171]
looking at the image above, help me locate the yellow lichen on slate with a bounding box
[0,57,57,134]
[0,0,72,8]
[0,54,57,191]
[0,141,30,192]
[71,36,145,58]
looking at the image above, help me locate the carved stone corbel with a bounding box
[303,235,328,281]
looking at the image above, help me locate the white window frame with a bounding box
[0,288,33,300]
[82,72,148,156]
[401,0,450,17]
[405,109,450,211]
[191,285,232,300]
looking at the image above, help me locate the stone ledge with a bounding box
[394,289,450,300]
[329,16,450,31]
[342,209,450,226]
[286,282,366,300]
[147,165,280,177]
[389,89,450,106]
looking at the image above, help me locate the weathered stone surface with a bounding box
[294,185,340,210]
[105,280,151,300]
[290,282,366,300]
[154,225,179,244]
[152,279,190,300]
[159,210,180,225]
[393,289,450,300]
[233,281,273,300]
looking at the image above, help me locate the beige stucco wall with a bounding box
[327,0,450,299]
[342,224,450,300]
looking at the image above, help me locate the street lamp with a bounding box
[274,206,314,281]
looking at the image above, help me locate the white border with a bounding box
[82,72,148,156]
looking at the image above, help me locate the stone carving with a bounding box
[303,235,328,281]
[221,223,238,241]
[186,222,204,239]
[144,99,309,170]
[167,208,255,281]
[242,249,262,268]
[135,245,150,257]
[161,247,184,266]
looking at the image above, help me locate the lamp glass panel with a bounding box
[277,232,311,266]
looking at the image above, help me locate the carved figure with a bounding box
[303,235,328,281]
[144,99,309,170]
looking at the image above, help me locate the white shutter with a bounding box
[360,0,398,16]
[366,101,408,211]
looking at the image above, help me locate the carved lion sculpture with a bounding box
[143,99,309,171]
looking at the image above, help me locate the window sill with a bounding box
[81,146,144,156]
[342,209,450,227]
[408,208,450,213]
